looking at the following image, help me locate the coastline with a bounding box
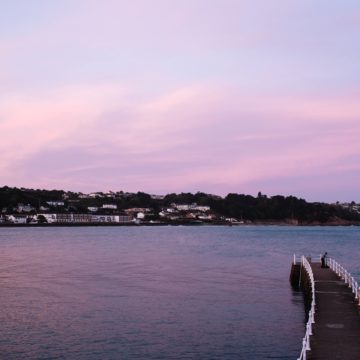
[0,221,359,227]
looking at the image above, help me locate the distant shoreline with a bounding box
[1,186,360,226]
[0,222,359,228]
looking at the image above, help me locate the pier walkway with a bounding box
[308,262,360,360]
[292,255,360,360]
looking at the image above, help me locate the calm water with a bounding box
[0,226,359,359]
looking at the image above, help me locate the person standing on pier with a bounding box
[321,252,328,268]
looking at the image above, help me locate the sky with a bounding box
[1,0,359,202]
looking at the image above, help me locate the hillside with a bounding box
[0,186,359,225]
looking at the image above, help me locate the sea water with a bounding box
[0,226,359,359]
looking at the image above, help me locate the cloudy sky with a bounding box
[1,0,359,201]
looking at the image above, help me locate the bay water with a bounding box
[0,226,359,359]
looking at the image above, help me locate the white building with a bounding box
[46,201,65,207]
[194,205,211,212]
[172,203,211,212]
[16,203,35,213]
[173,204,193,211]
[125,207,151,213]
[89,193,104,198]
[198,214,213,220]
[150,194,165,200]
[7,215,28,224]
[102,204,117,210]
[38,214,57,223]
[92,215,133,223]
[137,212,145,219]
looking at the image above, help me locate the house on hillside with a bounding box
[46,201,65,207]
[172,203,211,212]
[102,204,117,210]
[16,203,35,213]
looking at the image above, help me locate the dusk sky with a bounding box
[1,0,359,202]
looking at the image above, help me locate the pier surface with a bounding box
[309,262,360,359]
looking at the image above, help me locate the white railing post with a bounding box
[328,258,359,303]
[302,339,307,360]
[311,305,315,323]
[306,327,311,350]
[297,255,316,360]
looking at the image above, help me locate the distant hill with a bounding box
[0,186,359,225]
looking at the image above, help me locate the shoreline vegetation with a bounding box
[1,221,360,227]
[0,186,359,226]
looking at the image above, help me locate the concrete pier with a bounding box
[308,262,360,359]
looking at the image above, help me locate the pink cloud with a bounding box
[1,80,360,200]
[0,84,127,172]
